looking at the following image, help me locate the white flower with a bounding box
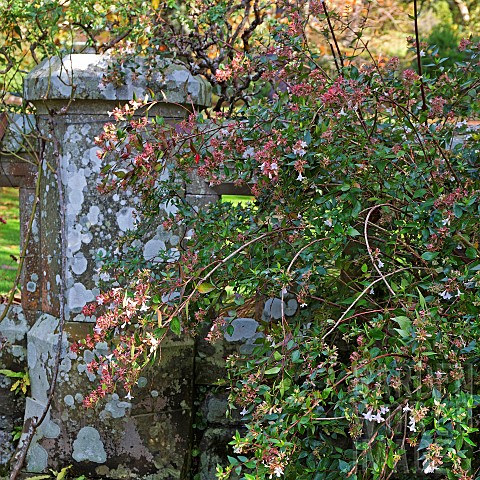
[420,50,426,57]
[105,353,114,362]
[300,302,307,308]
[441,217,450,226]
[423,461,436,474]
[362,409,374,421]
[372,412,385,423]
[240,407,248,416]
[292,141,307,157]
[379,405,390,415]
[439,290,453,300]
[377,259,384,269]
[403,404,411,413]
[455,288,462,297]
[324,219,333,227]
[125,391,133,400]
[266,335,276,347]
[296,172,305,181]
[407,416,416,432]
[242,147,255,159]
[274,466,284,477]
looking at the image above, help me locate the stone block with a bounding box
[200,392,241,427]
[185,194,220,211]
[24,55,211,108]
[198,428,238,480]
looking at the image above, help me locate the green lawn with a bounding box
[0,187,20,296]
[221,195,254,206]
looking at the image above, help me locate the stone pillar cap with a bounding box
[24,54,211,106]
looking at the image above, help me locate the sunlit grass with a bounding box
[221,195,254,206]
[0,187,20,296]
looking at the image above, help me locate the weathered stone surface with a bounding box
[224,318,259,342]
[0,55,254,479]
[0,114,36,153]
[24,55,211,107]
[198,428,239,480]
[0,305,28,476]
[0,154,37,188]
[200,392,241,426]
[262,297,298,321]
[185,194,220,211]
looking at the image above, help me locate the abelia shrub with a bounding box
[75,3,480,479]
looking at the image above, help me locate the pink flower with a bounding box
[215,67,232,82]
[459,38,472,51]
[402,69,419,86]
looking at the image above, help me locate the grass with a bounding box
[0,187,20,296]
[221,195,254,206]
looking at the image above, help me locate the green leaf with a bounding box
[291,350,301,362]
[55,465,72,480]
[346,227,361,237]
[197,282,216,294]
[465,247,477,259]
[413,188,427,199]
[369,328,384,341]
[421,251,438,261]
[264,366,281,375]
[170,317,181,336]
[453,204,463,218]
[0,369,24,378]
[393,316,412,338]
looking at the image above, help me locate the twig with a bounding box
[364,204,396,296]
[412,0,427,112]
[321,267,425,341]
[322,0,344,71]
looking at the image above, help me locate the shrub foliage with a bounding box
[33,2,480,479]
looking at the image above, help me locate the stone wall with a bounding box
[0,54,211,479]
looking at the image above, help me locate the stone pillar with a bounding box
[20,54,211,479]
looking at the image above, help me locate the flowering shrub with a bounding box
[73,3,480,479]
